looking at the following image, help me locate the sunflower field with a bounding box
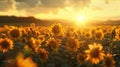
[0,23,120,67]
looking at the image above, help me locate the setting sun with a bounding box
[75,15,86,26]
[77,15,85,22]
[0,0,119,67]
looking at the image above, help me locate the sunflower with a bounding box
[104,26,113,35]
[84,31,92,39]
[29,37,35,44]
[0,33,7,38]
[68,27,75,32]
[95,29,104,40]
[24,45,30,51]
[66,31,73,37]
[6,53,37,67]
[30,29,37,37]
[0,38,13,53]
[91,28,96,36]
[51,23,62,36]
[104,53,115,67]
[0,27,3,33]
[115,28,120,40]
[38,48,49,62]
[65,27,75,37]
[22,28,29,36]
[17,53,37,67]
[34,39,42,52]
[46,38,61,51]
[66,38,80,52]
[30,23,36,28]
[4,25,10,31]
[21,37,28,43]
[29,37,41,52]
[77,53,85,64]
[38,35,45,42]
[85,43,104,64]
[8,28,22,39]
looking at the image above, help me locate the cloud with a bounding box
[15,0,67,10]
[0,0,15,11]
[15,0,39,9]
[105,0,109,4]
[40,0,67,8]
[14,0,68,15]
[0,0,92,17]
[15,0,91,10]
[69,0,91,7]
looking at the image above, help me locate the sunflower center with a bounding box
[69,42,76,48]
[52,25,61,35]
[40,53,46,59]
[95,32,102,39]
[10,29,20,38]
[90,48,99,58]
[39,50,48,61]
[1,40,10,49]
[50,41,57,49]
[91,29,95,34]
[86,33,91,38]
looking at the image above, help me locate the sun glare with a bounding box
[77,15,85,22]
[76,15,86,26]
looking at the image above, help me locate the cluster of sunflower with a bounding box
[0,23,120,67]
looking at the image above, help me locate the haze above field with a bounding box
[0,16,120,26]
[0,0,120,21]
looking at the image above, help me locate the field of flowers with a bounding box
[0,23,120,67]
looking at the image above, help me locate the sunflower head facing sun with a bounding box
[85,43,105,64]
[0,38,13,53]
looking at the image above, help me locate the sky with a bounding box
[0,0,120,21]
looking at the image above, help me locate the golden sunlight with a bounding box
[75,15,86,26]
[76,15,85,22]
